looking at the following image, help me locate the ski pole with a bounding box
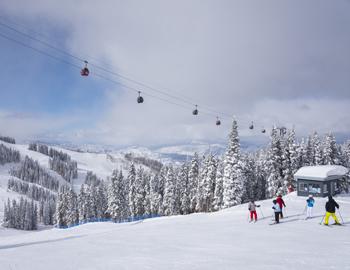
[337,208,345,224]
[283,207,287,218]
[258,207,265,219]
[299,205,307,220]
[319,214,326,225]
[302,205,307,215]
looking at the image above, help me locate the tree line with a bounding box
[56,121,350,227]
[0,144,20,165]
[29,143,78,182]
[3,121,350,230]
[0,135,16,144]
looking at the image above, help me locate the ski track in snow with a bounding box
[0,193,349,270]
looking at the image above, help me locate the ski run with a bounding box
[0,192,349,270]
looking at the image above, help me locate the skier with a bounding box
[272,200,281,224]
[305,195,315,219]
[248,200,260,222]
[276,194,286,218]
[324,195,341,226]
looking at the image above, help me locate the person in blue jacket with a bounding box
[306,194,315,219]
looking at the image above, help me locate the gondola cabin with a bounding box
[294,165,349,197]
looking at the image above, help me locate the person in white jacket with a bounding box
[248,200,260,222]
[272,200,281,223]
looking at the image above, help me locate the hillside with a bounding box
[0,193,349,270]
[0,141,161,221]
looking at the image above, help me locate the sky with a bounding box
[0,0,349,148]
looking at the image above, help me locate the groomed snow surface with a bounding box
[1,192,350,270]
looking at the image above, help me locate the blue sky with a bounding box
[0,28,107,120]
[0,0,349,147]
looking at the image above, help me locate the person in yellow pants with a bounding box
[325,212,340,225]
[324,195,340,225]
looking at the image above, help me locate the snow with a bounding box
[0,192,350,270]
[294,165,349,181]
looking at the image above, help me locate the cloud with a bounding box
[0,0,349,146]
[0,110,86,142]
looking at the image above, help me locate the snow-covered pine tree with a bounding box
[188,153,200,213]
[178,162,190,214]
[108,169,128,221]
[157,166,168,215]
[78,185,85,222]
[127,163,137,217]
[241,153,258,203]
[96,182,108,219]
[311,132,322,165]
[344,140,350,168]
[56,188,68,227]
[213,159,224,210]
[134,167,146,217]
[266,127,284,197]
[305,135,315,166]
[222,119,244,207]
[162,166,176,216]
[149,173,162,215]
[196,154,217,212]
[255,150,267,200]
[143,172,152,216]
[66,188,79,226]
[323,133,340,165]
[281,129,296,192]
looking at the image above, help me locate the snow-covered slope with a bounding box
[0,192,349,270]
[0,141,158,220]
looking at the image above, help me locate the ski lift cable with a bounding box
[0,25,265,131]
[0,22,271,128]
[0,19,234,119]
[0,31,82,70]
[0,31,260,127]
[0,16,135,70]
[0,20,84,63]
[0,31,221,120]
[0,20,198,106]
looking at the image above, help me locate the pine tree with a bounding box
[56,188,68,227]
[266,127,284,197]
[128,164,137,217]
[222,119,244,207]
[196,155,217,212]
[344,140,350,168]
[312,132,323,165]
[149,173,162,215]
[133,167,146,216]
[178,163,190,214]
[323,133,339,165]
[162,166,176,216]
[213,159,224,210]
[188,153,200,212]
[66,188,79,226]
[143,173,152,216]
[108,170,128,222]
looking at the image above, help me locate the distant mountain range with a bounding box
[27,138,268,163]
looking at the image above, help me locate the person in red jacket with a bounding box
[276,194,286,218]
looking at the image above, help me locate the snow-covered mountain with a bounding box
[0,192,349,270]
[0,140,165,222]
[26,140,228,162]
